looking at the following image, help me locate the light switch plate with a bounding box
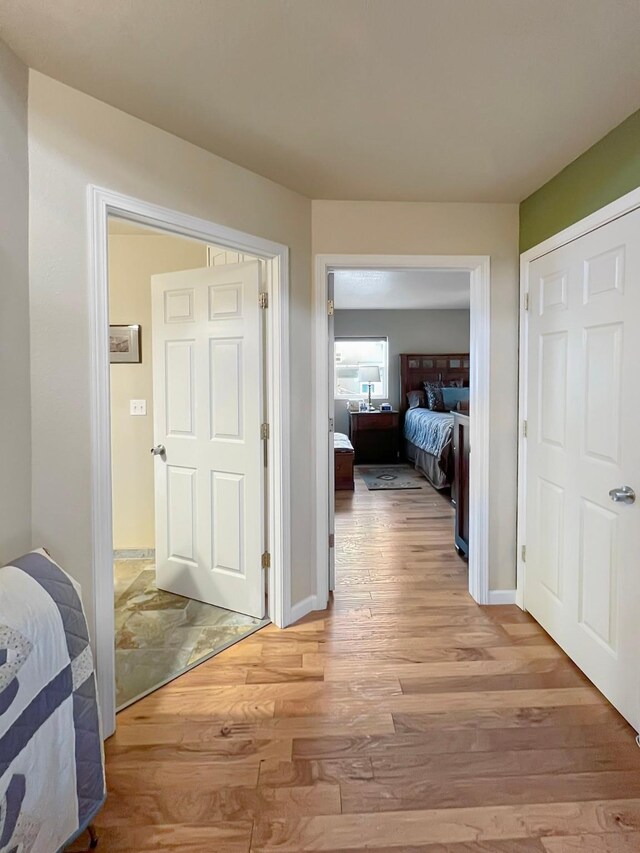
[130,399,147,416]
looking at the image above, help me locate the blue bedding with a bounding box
[404,407,454,457]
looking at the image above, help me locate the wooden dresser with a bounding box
[452,412,470,558]
[348,410,399,465]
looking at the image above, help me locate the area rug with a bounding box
[359,465,423,491]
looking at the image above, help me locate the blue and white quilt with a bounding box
[404,407,454,458]
[0,549,105,852]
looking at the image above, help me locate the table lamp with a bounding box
[358,365,381,411]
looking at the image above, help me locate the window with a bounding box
[334,337,388,399]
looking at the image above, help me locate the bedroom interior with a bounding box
[332,269,471,576]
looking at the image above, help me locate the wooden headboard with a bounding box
[399,353,470,422]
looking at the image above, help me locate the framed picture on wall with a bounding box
[109,324,141,363]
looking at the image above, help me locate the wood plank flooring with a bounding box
[71,468,640,852]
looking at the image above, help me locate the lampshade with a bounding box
[358,365,381,383]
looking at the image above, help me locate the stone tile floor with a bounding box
[114,559,266,708]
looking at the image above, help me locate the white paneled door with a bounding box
[151,262,266,619]
[525,207,640,730]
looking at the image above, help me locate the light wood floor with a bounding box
[73,468,640,852]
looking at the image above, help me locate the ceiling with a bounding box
[1,1,639,202]
[334,269,470,310]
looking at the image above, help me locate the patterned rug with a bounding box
[359,465,423,491]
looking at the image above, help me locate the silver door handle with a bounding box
[150,444,166,457]
[609,485,635,504]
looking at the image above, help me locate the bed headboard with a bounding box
[399,353,470,422]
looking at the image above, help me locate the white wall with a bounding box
[333,308,470,434]
[28,72,313,643]
[0,40,31,563]
[313,201,520,591]
[108,231,208,551]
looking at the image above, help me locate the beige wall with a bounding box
[28,72,313,643]
[333,308,470,434]
[26,69,521,648]
[313,201,520,591]
[108,231,208,551]
[0,40,31,563]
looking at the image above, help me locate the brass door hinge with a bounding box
[262,551,271,570]
[259,292,269,309]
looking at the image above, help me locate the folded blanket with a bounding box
[334,432,354,452]
[0,549,105,852]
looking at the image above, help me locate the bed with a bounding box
[404,407,455,489]
[399,352,470,489]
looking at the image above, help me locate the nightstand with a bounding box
[348,410,399,464]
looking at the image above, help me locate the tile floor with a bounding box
[114,558,266,708]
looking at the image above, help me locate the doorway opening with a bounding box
[90,188,291,737]
[108,217,269,709]
[330,267,471,590]
[314,254,491,608]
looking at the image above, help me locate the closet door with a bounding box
[525,207,640,730]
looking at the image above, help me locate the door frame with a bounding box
[314,254,492,609]
[89,186,291,737]
[516,185,640,610]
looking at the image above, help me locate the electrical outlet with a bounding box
[130,399,147,416]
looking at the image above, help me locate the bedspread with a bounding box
[404,407,454,458]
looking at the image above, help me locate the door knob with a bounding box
[608,485,635,504]
[150,444,166,457]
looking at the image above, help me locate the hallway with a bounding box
[75,471,640,851]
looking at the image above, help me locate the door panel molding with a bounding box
[89,186,291,737]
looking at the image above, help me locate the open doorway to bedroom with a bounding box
[329,267,471,596]
[108,216,269,709]
[315,253,491,610]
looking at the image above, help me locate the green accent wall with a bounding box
[520,109,640,251]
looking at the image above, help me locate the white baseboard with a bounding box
[289,594,318,625]
[487,589,517,605]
